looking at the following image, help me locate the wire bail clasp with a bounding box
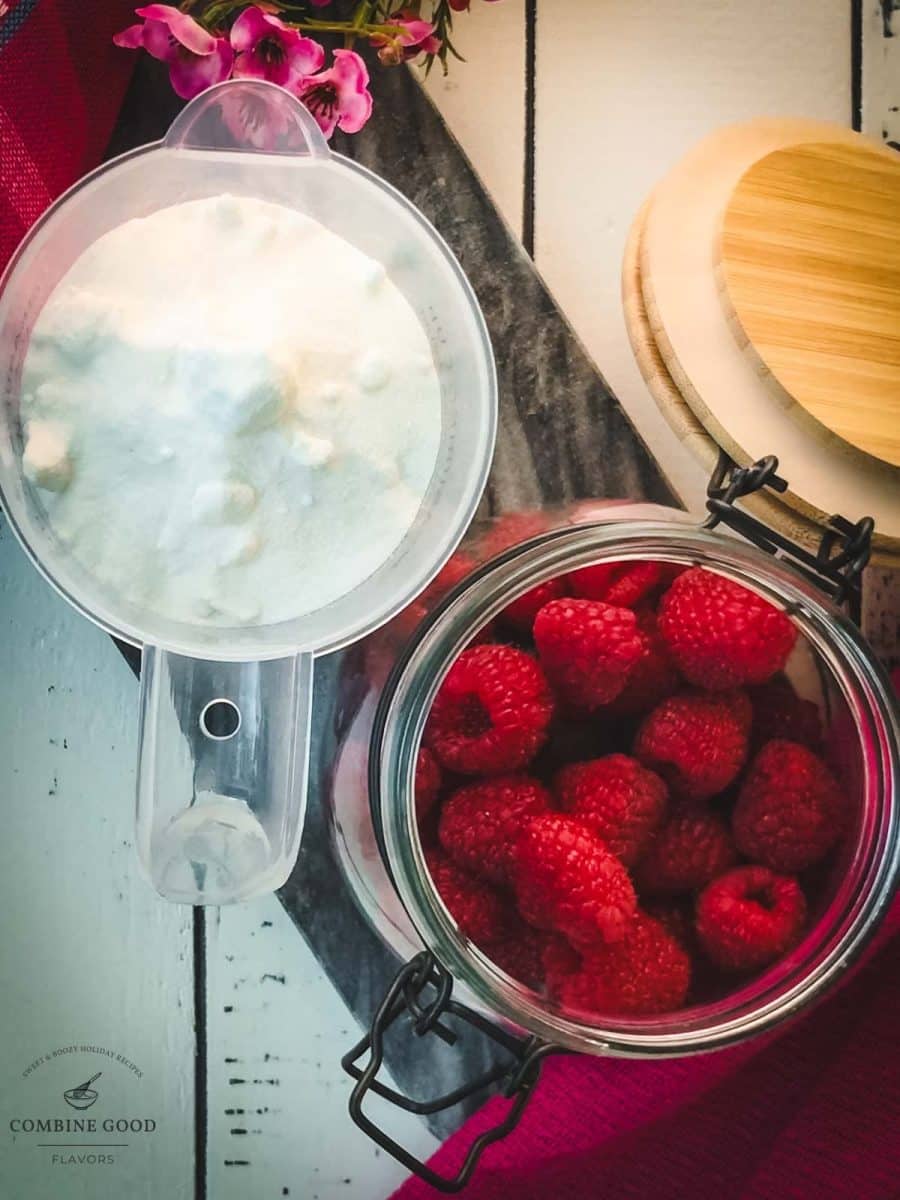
[342,951,559,1193]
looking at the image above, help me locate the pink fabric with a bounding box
[395,899,900,1199]
[0,0,135,273]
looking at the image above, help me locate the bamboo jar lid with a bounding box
[720,140,900,468]
[634,118,900,564]
[622,200,832,556]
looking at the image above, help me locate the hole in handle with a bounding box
[199,698,241,740]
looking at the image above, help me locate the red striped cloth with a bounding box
[0,0,135,272]
[395,900,900,1199]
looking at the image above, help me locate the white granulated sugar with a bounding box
[21,195,442,626]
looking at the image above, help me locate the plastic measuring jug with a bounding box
[0,80,497,905]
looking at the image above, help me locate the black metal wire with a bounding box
[341,952,562,1192]
[703,450,873,624]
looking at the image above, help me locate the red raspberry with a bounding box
[658,567,797,690]
[424,644,554,775]
[414,747,442,822]
[482,921,549,989]
[425,849,512,945]
[542,933,583,993]
[554,754,668,866]
[643,898,695,950]
[635,689,751,799]
[695,865,807,972]
[553,913,691,1015]
[477,511,553,559]
[567,560,663,608]
[635,802,737,895]
[533,598,646,711]
[602,609,680,718]
[500,576,568,634]
[733,740,846,872]
[748,678,822,754]
[387,552,476,644]
[515,813,637,946]
[438,774,552,886]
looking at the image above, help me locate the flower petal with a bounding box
[285,34,325,78]
[168,39,234,100]
[135,5,216,55]
[336,87,373,135]
[141,18,181,63]
[229,5,272,53]
[232,48,276,83]
[396,19,435,47]
[112,22,146,50]
[331,48,369,91]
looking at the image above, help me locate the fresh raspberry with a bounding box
[477,511,552,559]
[387,552,476,644]
[424,644,554,775]
[695,865,807,972]
[500,576,568,634]
[733,740,846,872]
[657,563,688,590]
[643,899,695,950]
[566,560,663,608]
[602,609,681,718]
[635,802,737,895]
[658,567,797,690]
[554,754,668,866]
[415,747,442,822]
[553,913,691,1015]
[748,678,822,754]
[634,689,751,799]
[542,933,583,993]
[425,849,512,945]
[438,775,552,886]
[533,598,646,711]
[514,813,637,946]
[482,921,549,989]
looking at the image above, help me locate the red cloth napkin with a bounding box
[0,0,135,272]
[395,901,900,1199]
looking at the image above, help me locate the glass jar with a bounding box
[329,496,899,1185]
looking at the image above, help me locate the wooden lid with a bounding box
[721,140,900,467]
[638,118,900,557]
[621,199,838,557]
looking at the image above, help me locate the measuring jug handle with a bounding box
[135,648,313,905]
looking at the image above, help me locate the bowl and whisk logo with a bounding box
[62,1071,102,1111]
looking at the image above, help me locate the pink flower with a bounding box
[293,49,373,139]
[230,6,324,87]
[217,86,293,151]
[372,11,441,65]
[114,5,233,100]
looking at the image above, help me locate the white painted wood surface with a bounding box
[0,521,195,1200]
[419,0,526,236]
[423,0,855,512]
[206,897,437,1200]
[862,0,900,148]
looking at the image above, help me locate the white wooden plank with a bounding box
[206,895,438,1200]
[532,0,853,512]
[861,0,900,146]
[0,520,195,1200]
[416,0,527,236]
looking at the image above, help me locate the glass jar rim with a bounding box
[372,518,900,1056]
